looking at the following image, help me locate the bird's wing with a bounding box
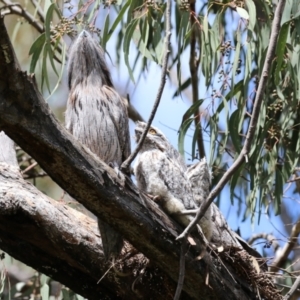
[102,86,131,163]
[156,151,196,210]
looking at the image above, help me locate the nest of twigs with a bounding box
[218,247,282,300]
[107,242,177,300]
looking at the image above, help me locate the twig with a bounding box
[287,176,300,183]
[0,0,63,60]
[120,0,172,172]
[248,233,280,251]
[124,94,145,122]
[0,0,44,32]
[283,275,300,300]
[173,239,187,300]
[21,161,38,175]
[270,219,300,273]
[189,3,205,159]
[29,0,45,24]
[177,0,287,241]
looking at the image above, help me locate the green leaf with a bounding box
[108,0,131,40]
[178,118,194,158]
[244,40,252,85]
[245,0,256,30]
[62,288,70,300]
[11,20,21,45]
[123,18,139,83]
[40,283,50,299]
[46,42,66,101]
[40,274,49,286]
[45,3,61,42]
[177,11,190,93]
[230,164,244,205]
[172,77,191,98]
[152,20,164,64]
[236,7,249,20]
[29,33,46,73]
[274,168,283,215]
[141,18,150,58]
[132,19,154,62]
[46,41,58,76]
[203,14,209,41]
[0,269,5,294]
[275,22,289,85]
[41,45,51,94]
[181,99,204,123]
[231,30,241,81]
[102,14,110,49]
[281,0,293,25]
[228,109,242,153]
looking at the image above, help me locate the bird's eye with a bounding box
[149,128,157,135]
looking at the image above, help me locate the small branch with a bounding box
[189,3,205,159]
[21,161,38,174]
[283,275,300,300]
[173,239,187,300]
[177,0,287,241]
[29,0,45,24]
[120,0,172,172]
[124,95,145,122]
[0,0,63,61]
[248,233,280,251]
[286,176,300,183]
[0,0,44,32]
[270,219,300,273]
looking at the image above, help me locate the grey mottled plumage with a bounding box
[187,159,248,249]
[134,122,212,240]
[186,158,212,240]
[65,30,130,260]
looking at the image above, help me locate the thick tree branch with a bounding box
[177,0,287,240]
[0,145,183,299]
[0,16,257,300]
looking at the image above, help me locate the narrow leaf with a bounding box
[178,118,194,157]
[275,22,289,85]
[29,33,46,73]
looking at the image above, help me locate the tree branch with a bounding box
[0,15,258,300]
[189,2,205,159]
[283,275,300,300]
[270,219,300,273]
[177,0,287,240]
[0,145,183,299]
[0,0,44,32]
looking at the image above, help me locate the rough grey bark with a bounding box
[0,16,279,300]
